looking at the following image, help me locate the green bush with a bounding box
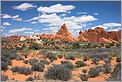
[41,50,57,62]
[39,60,50,65]
[80,74,88,81]
[29,43,40,50]
[72,42,80,49]
[32,62,45,72]
[65,55,75,60]
[61,61,74,71]
[26,77,34,81]
[11,66,32,75]
[28,58,38,65]
[23,60,28,64]
[44,64,71,81]
[1,73,8,81]
[107,63,121,81]
[88,67,100,78]
[57,54,63,58]
[75,61,87,68]
[82,69,87,73]
[102,64,112,74]
[1,61,8,71]
[116,57,121,62]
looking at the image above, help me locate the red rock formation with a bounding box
[78,27,121,43]
[56,23,77,42]
[39,24,120,43]
[39,23,77,42]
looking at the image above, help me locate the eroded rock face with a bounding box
[39,23,77,42]
[78,27,121,43]
[56,23,77,42]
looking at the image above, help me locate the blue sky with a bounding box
[1,1,121,37]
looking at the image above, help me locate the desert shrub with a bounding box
[29,43,40,50]
[32,62,45,72]
[82,69,87,73]
[102,64,112,74]
[72,42,80,49]
[26,77,34,81]
[116,57,121,62]
[87,43,93,48]
[1,61,8,71]
[107,63,121,81]
[23,60,28,64]
[75,61,87,68]
[61,61,74,71]
[88,67,100,78]
[104,58,111,64]
[8,52,18,60]
[16,56,24,60]
[80,74,88,81]
[95,65,104,73]
[1,73,8,81]
[91,58,99,64]
[65,55,75,60]
[44,64,71,81]
[82,57,87,61]
[57,54,62,58]
[39,60,50,65]
[41,51,57,62]
[105,43,111,48]
[28,58,38,65]
[11,66,32,75]
[16,46,24,50]
[50,57,57,62]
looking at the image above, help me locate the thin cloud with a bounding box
[13,3,37,11]
[9,27,32,33]
[91,22,121,31]
[1,14,23,21]
[77,12,87,14]
[37,4,75,13]
[3,22,11,26]
[94,13,99,15]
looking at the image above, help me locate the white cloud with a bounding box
[102,23,121,27]
[31,21,37,24]
[1,14,11,18]
[42,28,50,31]
[34,30,39,32]
[1,14,23,21]
[25,13,98,36]
[24,32,34,34]
[3,22,11,26]
[94,13,99,15]
[108,28,121,31]
[25,16,39,22]
[12,15,19,19]
[91,22,121,31]
[60,13,66,17]
[37,4,75,13]
[13,3,37,11]
[9,27,32,33]
[64,15,97,23]
[13,18,23,21]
